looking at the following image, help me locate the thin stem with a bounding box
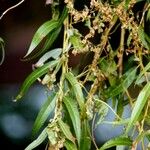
[52,16,69,121]
[140,100,149,132]
[94,98,122,121]
[0,42,5,65]
[102,119,129,125]
[91,15,118,69]
[118,27,125,77]
[124,88,133,108]
[91,114,99,150]
[140,3,150,26]
[0,0,25,20]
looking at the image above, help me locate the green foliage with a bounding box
[104,67,137,99]
[138,26,150,50]
[25,128,47,150]
[5,0,150,149]
[24,19,59,57]
[32,93,57,136]
[99,136,132,150]
[63,96,81,145]
[126,82,150,133]
[57,119,75,143]
[64,140,78,150]
[15,60,59,101]
[80,120,91,150]
[94,99,109,127]
[65,72,85,112]
[23,7,68,61]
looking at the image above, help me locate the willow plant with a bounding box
[7,0,150,149]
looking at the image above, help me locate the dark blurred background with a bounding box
[0,0,53,149]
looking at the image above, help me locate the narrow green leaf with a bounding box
[35,48,62,67]
[105,67,137,98]
[42,6,68,52]
[147,135,150,142]
[63,96,81,145]
[99,58,117,76]
[126,82,150,133]
[14,60,59,101]
[43,27,61,50]
[64,140,78,150]
[65,72,85,111]
[23,7,68,60]
[116,95,124,118]
[25,20,59,57]
[99,136,132,150]
[32,93,57,136]
[25,128,47,150]
[58,119,75,143]
[57,6,68,26]
[103,118,129,125]
[135,62,150,85]
[80,120,91,150]
[24,28,61,61]
[138,26,150,50]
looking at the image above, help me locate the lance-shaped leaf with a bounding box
[99,136,132,150]
[58,119,75,143]
[65,72,85,111]
[63,96,81,145]
[14,60,59,101]
[43,27,61,51]
[35,6,68,57]
[105,67,137,98]
[23,7,68,60]
[64,140,78,150]
[57,6,68,26]
[135,61,150,85]
[35,48,62,67]
[25,128,47,150]
[126,82,150,133]
[24,20,59,57]
[80,120,91,150]
[24,27,61,61]
[42,6,68,51]
[32,93,57,136]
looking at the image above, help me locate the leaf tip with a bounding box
[14,94,23,102]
